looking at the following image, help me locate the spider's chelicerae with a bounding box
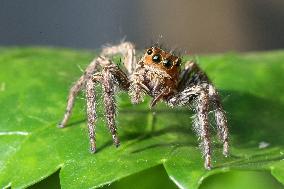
[58,42,229,169]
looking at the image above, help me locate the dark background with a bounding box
[1,0,284,53]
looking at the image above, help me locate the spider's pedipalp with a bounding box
[129,70,146,104]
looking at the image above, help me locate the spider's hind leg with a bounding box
[101,41,137,74]
[58,57,100,128]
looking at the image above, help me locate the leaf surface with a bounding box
[0,48,283,189]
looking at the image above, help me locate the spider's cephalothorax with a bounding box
[59,42,229,170]
[129,46,181,107]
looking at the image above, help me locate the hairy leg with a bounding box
[208,84,229,156]
[101,41,137,74]
[85,58,129,150]
[59,42,135,151]
[195,90,211,169]
[59,41,134,128]
[85,78,97,152]
[178,61,208,91]
[168,84,212,169]
[58,57,101,128]
[102,65,120,147]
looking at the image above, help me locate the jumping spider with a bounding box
[58,42,229,169]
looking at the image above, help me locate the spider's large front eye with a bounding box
[152,54,161,63]
[147,48,153,55]
[163,59,172,68]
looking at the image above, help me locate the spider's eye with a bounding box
[152,54,161,63]
[163,59,172,68]
[147,48,153,55]
[176,58,181,66]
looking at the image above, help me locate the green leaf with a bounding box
[0,47,283,189]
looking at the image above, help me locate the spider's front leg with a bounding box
[195,88,211,169]
[181,61,229,156]
[208,84,229,156]
[167,85,212,169]
[101,41,137,74]
[129,71,147,104]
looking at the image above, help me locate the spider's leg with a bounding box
[178,61,208,91]
[101,64,121,147]
[87,57,129,150]
[58,76,85,128]
[58,57,101,128]
[167,84,212,169]
[60,41,135,128]
[89,57,129,149]
[101,41,137,74]
[208,84,229,156]
[85,77,98,153]
[195,89,211,170]
[101,41,149,104]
